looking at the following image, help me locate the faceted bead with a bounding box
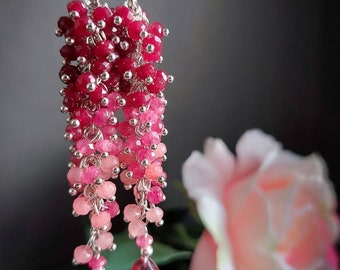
[146,207,163,223]
[93,108,111,127]
[95,232,114,250]
[116,57,137,74]
[101,155,120,173]
[155,143,167,158]
[116,37,138,57]
[148,22,164,38]
[140,110,158,124]
[89,85,108,104]
[124,204,141,222]
[92,6,113,24]
[145,163,163,181]
[132,257,159,270]
[97,181,116,199]
[73,245,93,264]
[72,108,93,127]
[93,40,116,58]
[74,16,95,38]
[112,6,134,27]
[60,45,76,60]
[128,21,147,41]
[147,186,164,204]
[63,91,85,112]
[82,166,100,184]
[102,125,117,139]
[75,72,97,93]
[147,70,167,94]
[106,70,120,89]
[67,167,84,185]
[128,220,147,238]
[136,234,154,249]
[95,139,115,153]
[126,92,151,108]
[57,16,74,32]
[137,149,156,163]
[149,97,165,116]
[73,196,92,215]
[118,121,134,137]
[123,106,139,120]
[141,132,161,146]
[67,1,88,17]
[106,92,122,111]
[120,170,138,185]
[151,120,164,133]
[65,125,83,141]
[75,42,92,58]
[76,138,95,155]
[92,59,112,75]
[127,162,145,179]
[90,211,111,229]
[88,256,107,270]
[137,64,157,80]
[125,137,143,151]
[142,35,162,62]
[59,64,79,83]
[104,200,120,218]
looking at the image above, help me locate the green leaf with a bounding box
[104,230,192,270]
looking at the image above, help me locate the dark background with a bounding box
[0,0,339,269]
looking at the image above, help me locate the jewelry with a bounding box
[56,1,172,269]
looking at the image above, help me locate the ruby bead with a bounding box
[104,200,120,218]
[123,106,139,120]
[73,196,92,215]
[73,109,93,127]
[116,57,137,74]
[73,245,93,264]
[65,125,83,141]
[106,92,121,111]
[67,1,88,17]
[75,72,97,93]
[93,40,116,58]
[125,137,143,151]
[137,149,156,163]
[116,37,138,57]
[147,186,164,204]
[151,120,164,133]
[74,16,95,38]
[127,162,145,179]
[141,132,161,146]
[148,22,164,38]
[90,85,108,103]
[137,64,156,80]
[148,70,167,94]
[132,257,159,270]
[119,79,132,92]
[106,70,120,89]
[88,256,107,270]
[63,92,85,112]
[75,42,92,58]
[59,64,79,83]
[60,45,76,60]
[92,59,112,75]
[143,35,162,62]
[136,234,154,249]
[102,125,117,139]
[82,166,100,184]
[76,138,95,155]
[112,6,134,27]
[126,92,151,108]
[92,6,113,23]
[128,21,147,41]
[58,16,74,32]
[118,121,134,137]
[124,204,142,222]
[95,232,114,250]
[93,108,111,126]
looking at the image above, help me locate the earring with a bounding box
[56,0,173,269]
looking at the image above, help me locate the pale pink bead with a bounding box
[146,207,163,223]
[67,167,84,185]
[101,155,120,172]
[76,139,95,155]
[120,170,138,185]
[155,142,167,158]
[136,233,154,249]
[73,245,93,264]
[141,131,161,146]
[147,186,164,204]
[128,220,147,238]
[97,181,116,199]
[140,110,158,124]
[100,168,111,181]
[93,108,111,127]
[95,139,115,153]
[124,204,142,221]
[91,211,111,229]
[149,97,165,115]
[73,196,92,215]
[95,232,114,250]
[82,166,101,184]
[145,163,163,180]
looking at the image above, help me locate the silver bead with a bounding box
[129,118,138,126]
[162,155,167,162]
[72,210,79,217]
[69,188,77,196]
[59,88,66,96]
[124,185,132,190]
[94,178,104,185]
[61,74,70,83]
[101,152,109,158]
[157,56,163,63]
[120,41,129,51]
[65,37,75,45]
[69,11,80,20]
[114,16,122,26]
[73,183,82,190]
[60,105,69,113]
[74,151,83,159]
[101,97,109,106]
[70,119,80,128]
[86,23,96,32]
[107,52,119,62]
[86,82,96,92]
[139,106,147,113]
[112,167,120,175]
[163,28,170,37]
[123,71,133,80]
[142,246,153,257]
[150,144,158,150]
[145,44,155,53]
[100,71,110,81]
[124,147,131,154]
[118,98,126,106]
[109,116,118,125]
[97,20,106,29]
[68,162,75,168]
[126,171,133,178]
[145,121,152,128]
[163,99,168,106]
[156,219,164,227]
[55,28,63,37]
[157,92,164,98]
[141,159,149,167]
[112,35,120,44]
[145,76,153,85]
[111,134,118,141]
[140,30,148,39]
[72,259,79,266]
[77,56,87,64]
[167,75,174,83]
[64,132,73,141]
[162,128,168,136]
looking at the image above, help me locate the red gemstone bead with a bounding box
[142,35,162,62]
[75,72,97,93]
[74,16,95,38]
[112,6,134,27]
[65,125,83,141]
[148,22,164,38]
[92,6,113,24]
[75,42,92,58]
[118,121,134,137]
[128,21,147,41]
[132,257,159,270]
[92,59,112,75]
[60,45,76,60]
[90,85,108,103]
[106,70,120,89]
[72,108,93,127]
[147,186,164,204]
[93,40,116,58]
[58,16,74,32]
[116,57,137,74]
[126,92,151,108]
[147,70,167,94]
[63,91,85,112]
[137,64,156,80]
[128,162,145,179]
[59,64,79,83]
[67,1,88,17]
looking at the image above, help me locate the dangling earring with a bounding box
[56,0,172,269]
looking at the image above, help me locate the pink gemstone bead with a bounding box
[132,257,159,270]
[101,155,120,173]
[155,143,167,158]
[112,6,134,27]
[145,163,163,180]
[128,21,147,41]
[73,245,93,264]
[125,137,143,151]
[67,167,84,185]
[95,139,115,153]
[148,22,164,38]
[75,42,92,58]
[141,131,161,146]
[90,85,108,103]
[126,92,151,108]
[82,166,101,184]
[148,70,167,94]
[88,255,107,269]
[137,63,156,80]
[136,234,154,249]
[124,204,142,222]
[75,72,97,93]
[67,1,87,17]
[116,57,137,74]
[100,168,112,181]
[92,60,112,75]
[104,200,120,218]
[76,139,95,155]
[146,207,163,223]
[97,181,116,199]
[93,108,111,126]
[128,162,145,179]
[73,108,93,127]
[147,186,164,204]
[137,149,156,163]
[118,121,135,137]
[74,16,95,38]
[123,106,139,119]
[106,92,121,111]
[149,97,165,116]
[120,170,138,185]
[95,232,114,250]
[128,220,147,238]
[91,211,111,229]
[140,110,158,124]
[151,120,164,133]
[73,196,92,215]
[92,6,113,23]
[93,40,116,58]
[102,125,117,139]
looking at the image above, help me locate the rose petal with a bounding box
[190,231,217,270]
[235,129,281,179]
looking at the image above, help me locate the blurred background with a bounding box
[0,0,339,269]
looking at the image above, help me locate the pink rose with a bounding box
[183,130,339,270]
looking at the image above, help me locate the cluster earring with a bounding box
[56,0,172,269]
